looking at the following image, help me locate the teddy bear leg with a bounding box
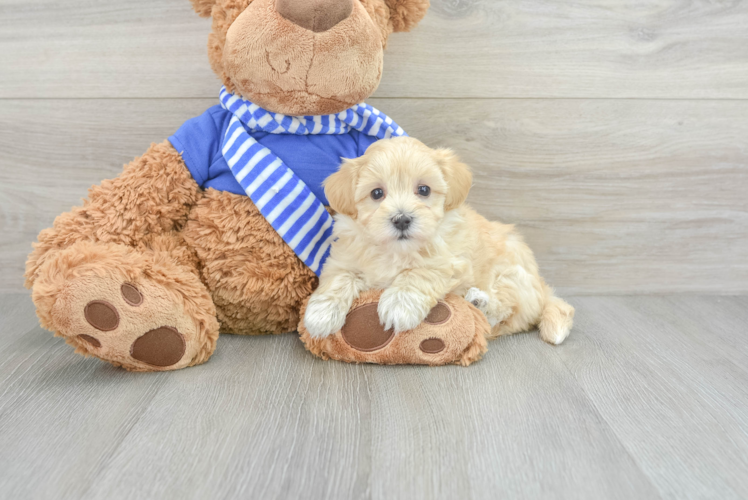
[299,290,490,366]
[183,189,319,336]
[25,140,216,370]
[31,238,219,372]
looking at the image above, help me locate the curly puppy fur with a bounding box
[307,137,575,345]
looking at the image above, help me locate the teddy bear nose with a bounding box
[276,0,353,33]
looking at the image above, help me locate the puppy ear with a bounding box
[433,148,472,211]
[385,0,430,32]
[324,158,361,217]
[189,0,216,17]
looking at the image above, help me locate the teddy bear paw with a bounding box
[48,273,216,371]
[299,290,491,366]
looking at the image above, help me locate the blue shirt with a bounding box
[169,105,380,205]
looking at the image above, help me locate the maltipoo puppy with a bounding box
[304,137,574,344]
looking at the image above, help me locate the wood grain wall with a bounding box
[1,0,747,293]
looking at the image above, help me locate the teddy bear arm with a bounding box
[25,140,202,288]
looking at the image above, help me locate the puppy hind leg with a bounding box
[484,265,545,340]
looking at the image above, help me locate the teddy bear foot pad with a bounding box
[36,245,218,373]
[83,290,186,368]
[59,276,203,371]
[299,290,490,366]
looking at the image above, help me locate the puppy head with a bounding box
[324,136,472,247]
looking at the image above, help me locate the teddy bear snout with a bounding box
[276,0,353,33]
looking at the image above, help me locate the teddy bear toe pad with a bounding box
[424,302,451,324]
[77,334,101,348]
[80,287,186,367]
[51,275,206,372]
[84,300,120,331]
[120,283,144,306]
[419,337,446,354]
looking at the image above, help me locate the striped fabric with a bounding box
[219,87,407,276]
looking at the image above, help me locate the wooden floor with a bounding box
[0,293,747,499]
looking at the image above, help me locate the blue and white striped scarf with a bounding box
[219,87,407,276]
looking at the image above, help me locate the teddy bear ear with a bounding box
[385,0,430,32]
[189,0,217,17]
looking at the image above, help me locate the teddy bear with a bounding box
[25,0,490,371]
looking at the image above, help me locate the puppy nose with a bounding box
[392,215,412,231]
[276,0,353,33]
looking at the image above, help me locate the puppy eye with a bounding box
[371,188,385,201]
[417,185,431,197]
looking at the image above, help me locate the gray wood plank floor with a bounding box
[1,293,747,500]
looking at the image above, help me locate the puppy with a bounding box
[304,137,574,344]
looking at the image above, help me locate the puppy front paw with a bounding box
[304,294,349,339]
[378,288,433,333]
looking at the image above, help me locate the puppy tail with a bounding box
[538,285,574,345]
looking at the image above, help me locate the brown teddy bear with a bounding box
[25,0,489,371]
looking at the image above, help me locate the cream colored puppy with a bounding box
[304,137,574,344]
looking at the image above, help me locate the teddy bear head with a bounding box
[189,0,429,116]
